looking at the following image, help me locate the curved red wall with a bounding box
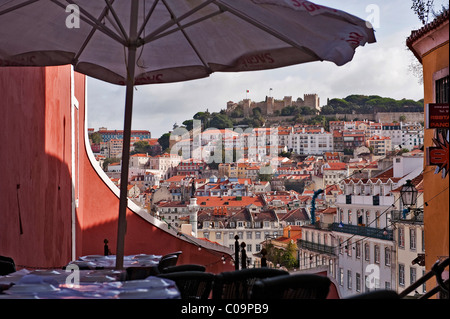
[0,66,233,273]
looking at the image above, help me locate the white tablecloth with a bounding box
[0,255,180,299]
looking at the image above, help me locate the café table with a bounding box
[0,254,180,299]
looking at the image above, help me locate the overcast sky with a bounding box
[86,0,446,139]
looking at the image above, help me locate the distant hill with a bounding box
[320,95,424,115]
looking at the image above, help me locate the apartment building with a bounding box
[197,207,283,266]
[289,127,333,155]
[391,174,426,297]
[332,152,423,298]
[366,135,392,156]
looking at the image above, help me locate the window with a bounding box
[339,268,344,286]
[247,232,252,240]
[346,195,352,204]
[347,239,352,257]
[348,210,352,225]
[410,228,416,250]
[385,281,391,290]
[216,232,221,240]
[356,273,361,292]
[355,242,361,259]
[339,238,344,255]
[422,229,425,252]
[436,75,449,103]
[255,232,261,239]
[375,211,380,228]
[229,232,234,240]
[364,243,370,261]
[256,244,261,252]
[399,264,405,286]
[366,211,370,226]
[385,247,391,266]
[357,210,363,225]
[422,270,427,293]
[374,245,380,264]
[398,227,405,248]
[410,267,417,286]
[347,270,352,290]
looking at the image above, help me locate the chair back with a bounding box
[0,256,16,276]
[158,271,215,300]
[157,255,180,273]
[212,268,289,299]
[251,273,331,299]
[162,264,206,274]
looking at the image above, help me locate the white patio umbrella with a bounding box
[0,0,376,269]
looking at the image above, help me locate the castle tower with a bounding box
[303,94,320,112]
[243,98,252,117]
[265,96,274,115]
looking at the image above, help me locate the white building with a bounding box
[289,127,333,155]
[333,152,423,298]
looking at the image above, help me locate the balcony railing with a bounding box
[391,209,424,223]
[337,194,395,206]
[298,240,337,256]
[330,222,393,240]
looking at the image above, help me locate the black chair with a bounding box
[157,271,215,300]
[126,266,160,280]
[157,251,182,274]
[251,273,331,299]
[345,290,400,299]
[212,268,289,300]
[0,256,16,276]
[161,264,206,274]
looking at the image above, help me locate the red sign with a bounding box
[427,132,449,178]
[426,103,449,129]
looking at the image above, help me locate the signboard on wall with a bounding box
[426,103,449,129]
[426,131,449,178]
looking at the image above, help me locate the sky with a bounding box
[86,0,447,139]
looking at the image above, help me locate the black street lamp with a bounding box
[400,179,418,207]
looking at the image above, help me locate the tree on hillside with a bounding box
[158,133,171,152]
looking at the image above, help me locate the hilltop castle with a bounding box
[226,94,320,117]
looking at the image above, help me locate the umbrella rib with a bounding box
[143,10,223,44]
[104,0,129,41]
[141,0,216,45]
[0,0,39,16]
[137,0,159,39]
[73,3,115,62]
[50,0,126,46]
[160,0,212,72]
[216,1,323,61]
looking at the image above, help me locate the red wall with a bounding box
[0,66,233,273]
[0,66,73,269]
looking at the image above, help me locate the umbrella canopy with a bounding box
[0,0,376,269]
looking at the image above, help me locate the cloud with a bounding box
[87,0,427,139]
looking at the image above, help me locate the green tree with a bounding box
[158,133,171,152]
[209,113,234,129]
[102,157,120,171]
[90,131,102,144]
[281,241,298,269]
[131,140,152,155]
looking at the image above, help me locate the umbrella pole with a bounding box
[116,0,139,270]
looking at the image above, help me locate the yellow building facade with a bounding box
[407,9,449,296]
